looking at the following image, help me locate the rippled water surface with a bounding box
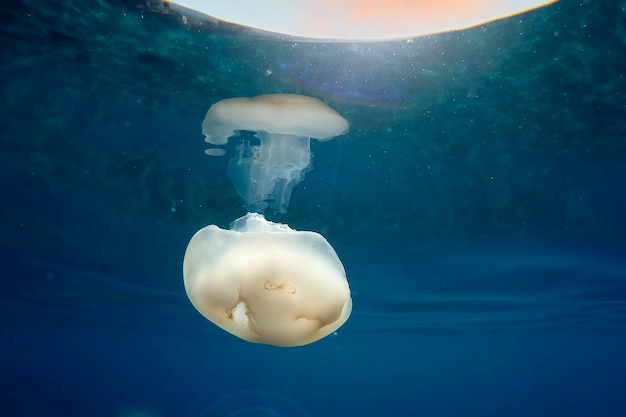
[1,1,626,416]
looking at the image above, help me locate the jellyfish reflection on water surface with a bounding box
[202,94,349,214]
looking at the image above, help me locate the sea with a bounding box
[1,1,625,416]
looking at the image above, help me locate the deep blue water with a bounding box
[1,1,626,416]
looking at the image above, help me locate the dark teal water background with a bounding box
[1,1,625,416]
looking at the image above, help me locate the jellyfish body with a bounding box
[166,0,557,41]
[227,132,312,214]
[183,213,352,347]
[202,94,349,214]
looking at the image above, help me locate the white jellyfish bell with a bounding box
[183,213,352,347]
[202,94,349,214]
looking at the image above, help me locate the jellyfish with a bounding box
[165,0,558,41]
[202,94,349,214]
[183,213,352,347]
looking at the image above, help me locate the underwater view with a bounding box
[1,0,626,416]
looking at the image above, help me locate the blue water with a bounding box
[1,1,626,416]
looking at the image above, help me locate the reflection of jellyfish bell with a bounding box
[202,94,349,214]
[196,390,309,417]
